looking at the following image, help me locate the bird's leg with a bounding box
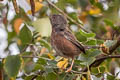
[66,58,74,72]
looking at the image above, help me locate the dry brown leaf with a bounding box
[14,18,23,34]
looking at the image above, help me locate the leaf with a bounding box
[99,66,105,73]
[46,72,57,80]
[27,1,43,14]
[45,67,53,73]
[88,49,101,57]
[0,61,3,68]
[14,18,23,34]
[36,75,45,80]
[107,74,116,80]
[85,39,96,45]
[89,0,96,5]
[37,58,47,65]
[96,39,104,45]
[66,0,78,8]
[88,7,101,15]
[39,39,51,51]
[79,53,95,66]
[104,19,115,28]
[78,49,100,66]
[57,58,68,69]
[4,55,22,78]
[47,60,57,67]
[24,61,35,74]
[19,24,32,45]
[25,75,35,80]
[104,40,117,47]
[32,18,52,37]
[79,29,96,38]
[75,32,87,42]
[91,67,99,74]
[34,64,44,71]
[47,53,54,60]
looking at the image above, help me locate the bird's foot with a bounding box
[65,67,72,72]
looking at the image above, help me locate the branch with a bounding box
[109,36,120,54]
[81,54,120,72]
[46,0,90,33]
[82,36,120,72]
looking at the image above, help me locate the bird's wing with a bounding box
[64,29,86,54]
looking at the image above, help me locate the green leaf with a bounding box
[99,66,105,73]
[33,64,44,71]
[36,75,45,80]
[104,40,117,47]
[39,39,51,51]
[57,73,66,80]
[79,54,95,66]
[45,67,53,73]
[117,47,120,53]
[91,66,105,74]
[79,29,96,38]
[8,31,16,43]
[91,67,99,74]
[89,0,96,5]
[64,74,75,80]
[66,0,78,8]
[68,13,78,21]
[32,18,52,37]
[0,61,3,68]
[96,39,104,45]
[4,55,22,78]
[85,39,96,45]
[19,24,32,45]
[37,58,47,65]
[104,19,115,28]
[88,49,101,57]
[25,75,35,80]
[24,61,35,74]
[78,49,100,66]
[46,72,57,80]
[51,0,66,13]
[107,74,116,80]
[47,60,57,67]
[75,32,87,42]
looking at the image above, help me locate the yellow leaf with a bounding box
[57,58,68,69]
[27,0,43,14]
[35,2,43,12]
[89,7,101,15]
[81,76,87,80]
[47,53,54,60]
[17,39,22,46]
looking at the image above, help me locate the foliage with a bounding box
[0,0,120,80]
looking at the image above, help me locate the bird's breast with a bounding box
[51,32,81,58]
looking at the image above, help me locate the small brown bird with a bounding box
[50,14,85,72]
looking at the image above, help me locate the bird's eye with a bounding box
[53,24,59,27]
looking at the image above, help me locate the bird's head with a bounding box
[50,14,67,30]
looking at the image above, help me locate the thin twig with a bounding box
[46,0,90,33]
[22,55,51,61]
[71,70,87,74]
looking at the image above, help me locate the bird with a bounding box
[50,14,85,72]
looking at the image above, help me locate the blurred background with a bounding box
[0,0,120,80]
